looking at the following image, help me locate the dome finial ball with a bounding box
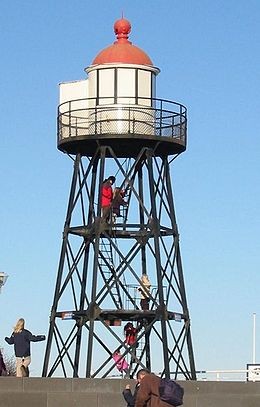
[114,18,131,41]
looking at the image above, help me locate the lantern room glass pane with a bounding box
[99,68,115,104]
[117,68,135,104]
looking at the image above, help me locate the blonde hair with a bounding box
[13,318,25,333]
[141,274,150,285]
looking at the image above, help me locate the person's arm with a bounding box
[117,194,127,206]
[123,387,135,406]
[27,331,46,342]
[5,334,14,345]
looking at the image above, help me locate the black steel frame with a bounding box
[42,144,196,379]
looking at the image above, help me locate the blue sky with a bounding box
[0,0,260,379]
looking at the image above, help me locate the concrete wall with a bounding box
[0,378,260,407]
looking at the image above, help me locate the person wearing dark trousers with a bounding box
[123,369,149,407]
[138,274,151,311]
[112,187,128,220]
[0,349,7,376]
[123,383,139,407]
[5,318,45,377]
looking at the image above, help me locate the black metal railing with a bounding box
[57,96,187,145]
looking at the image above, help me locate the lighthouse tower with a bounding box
[43,18,196,379]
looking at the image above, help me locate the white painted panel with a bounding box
[59,80,89,139]
[138,70,151,98]
[88,70,97,100]
[99,69,115,97]
[59,80,88,105]
[117,68,135,98]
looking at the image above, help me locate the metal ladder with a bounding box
[99,237,123,309]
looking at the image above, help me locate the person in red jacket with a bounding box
[124,322,138,346]
[101,175,116,222]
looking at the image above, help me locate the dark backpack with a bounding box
[159,378,184,406]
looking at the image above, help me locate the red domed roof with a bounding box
[92,18,153,66]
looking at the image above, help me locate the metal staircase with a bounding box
[99,237,123,309]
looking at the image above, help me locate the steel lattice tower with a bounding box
[42,18,196,379]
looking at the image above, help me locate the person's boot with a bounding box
[20,365,27,377]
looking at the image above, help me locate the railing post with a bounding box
[69,101,71,137]
[57,108,60,144]
[94,100,97,134]
[128,106,131,133]
[159,99,163,136]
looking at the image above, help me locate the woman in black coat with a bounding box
[123,382,140,407]
[5,318,45,377]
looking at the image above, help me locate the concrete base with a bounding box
[0,378,260,407]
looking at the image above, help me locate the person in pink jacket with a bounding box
[112,349,129,375]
